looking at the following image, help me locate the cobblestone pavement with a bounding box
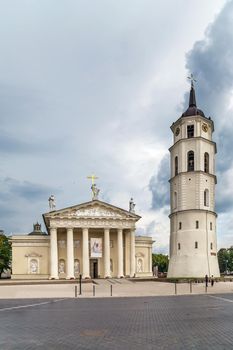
[1,294,233,349]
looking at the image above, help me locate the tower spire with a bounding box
[187,73,197,107]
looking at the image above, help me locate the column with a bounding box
[66,228,74,279]
[50,227,58,279]
[149,247,152,273]
[130,229,136,277]
[117,229,124,278]
[82,227,90,278]
[104,228,110,278]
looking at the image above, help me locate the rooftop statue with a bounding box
[129,198,136,213]
[48,195,56,211]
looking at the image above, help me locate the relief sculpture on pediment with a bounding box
[75,207,123,218]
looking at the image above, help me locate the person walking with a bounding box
[205,274,208,287]
[211,275,214,287]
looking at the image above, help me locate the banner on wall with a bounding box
[90,238,102,258]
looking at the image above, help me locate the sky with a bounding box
[0,0,232,253]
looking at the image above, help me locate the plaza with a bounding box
[1,292,233,349]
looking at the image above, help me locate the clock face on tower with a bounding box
[175,127,180,136]
[202,123,208,132]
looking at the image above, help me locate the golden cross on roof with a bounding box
[187,73,197,88]
[87,174,99,185]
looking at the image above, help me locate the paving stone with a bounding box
[0,295,233,349]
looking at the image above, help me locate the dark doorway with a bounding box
[90,259,98,278]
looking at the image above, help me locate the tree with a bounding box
[152,253,169,273]
[0,235,11,278]
[218,247,233,274]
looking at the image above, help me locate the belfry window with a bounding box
[178,243,181,250]
[204,189,209,207]
[196,221,199,229]
[204,152,209,173]
[195,241,198,249]
[175,156,178,176]
[187,125,194,138]
[179,222,182,230]
[210,222,213,231]
[187,151,194,171]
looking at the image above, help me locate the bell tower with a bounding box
[167,77,220,278]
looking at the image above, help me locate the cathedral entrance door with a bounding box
[90,259,98,278]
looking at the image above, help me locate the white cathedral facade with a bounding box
[167,80,220,278]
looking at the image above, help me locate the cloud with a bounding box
[149,154,170,210]
[0,177,60,233]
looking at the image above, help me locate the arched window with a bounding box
[187,151,194,171]
[210,242,213,250]
[178,243,181,250]
[175,156,178,176]
[204,152,209,173]
[195,242,198,249]
[174,192,177,209]
[204,189,209,207]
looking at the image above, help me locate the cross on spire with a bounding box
[187,73,197,88]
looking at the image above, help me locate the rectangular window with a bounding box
[196,221,199,229]
[210,242,213,250]
[178,243,181,250]
[187,125,194,138]
[195,241,198,249]
[179,222,182,230]
[210,222,213,231]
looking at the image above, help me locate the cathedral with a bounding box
[167,78,220,278]
[11,190,153,279]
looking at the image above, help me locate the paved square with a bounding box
[1,294,233,349]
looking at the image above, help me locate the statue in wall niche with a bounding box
[74,259,80,274]
[58,259,65,273]
[48,195,56,211]
[91,184,100,200]
[129,198,136,213]
[30,259,38,274]
[137,258,143,273]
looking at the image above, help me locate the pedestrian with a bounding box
[205,274,208,287]
[211,275,214,287]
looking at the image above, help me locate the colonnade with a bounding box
[49,228,135,279]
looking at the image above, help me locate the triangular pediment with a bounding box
[43,200,140,230]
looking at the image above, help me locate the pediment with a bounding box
[43,200,140,227]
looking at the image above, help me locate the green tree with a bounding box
[0,235,11,278]
[217,247,233,274]
[152,253,169,273]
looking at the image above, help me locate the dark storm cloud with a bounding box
[185,0,233,214]
[149,154,170,209]
[1,177,59,201]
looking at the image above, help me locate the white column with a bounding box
[149,247,152,273]
[50,227,58,279]
[130,229,136,277]
[104,228,110,278]
[82,227,90,278]
[66,227,74,279]
[117,229,124,278]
